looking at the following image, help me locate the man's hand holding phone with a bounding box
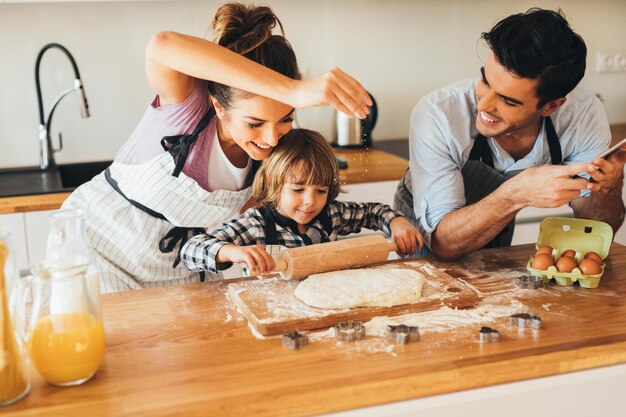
[589,138,626,194]
[598,138,626,161]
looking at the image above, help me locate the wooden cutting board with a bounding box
[228,259,479,336]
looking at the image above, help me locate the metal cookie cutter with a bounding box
[334,321,366,342]
[478,326,501,343]
[282,331,309,350]
[386,324,420,344]
[515,275,543,290]
[509,313,542,330]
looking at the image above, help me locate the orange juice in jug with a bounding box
[29,312,105,386]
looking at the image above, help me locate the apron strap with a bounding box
[158,226,206,268]
[544,117,562,165]
[259,206,280,245]
[470,116,561,166]
[160,107,216,177]
[105,168,166,220]
[317,208,334,240]
[105,167,206,280]
[468,134,494,167]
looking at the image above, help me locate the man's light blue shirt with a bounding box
[408,79,611,248]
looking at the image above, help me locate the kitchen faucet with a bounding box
[35,43,90,170]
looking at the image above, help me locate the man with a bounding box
[394,8,625,260]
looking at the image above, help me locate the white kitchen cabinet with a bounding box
[0,210,55,273]
[328,363,626,417]
[338,180,398,206]
[23,209,55,268]
[0,212,29,271]
[511,205,574,245]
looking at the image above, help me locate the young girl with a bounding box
[181,129,424,274]
[62,3,371,292]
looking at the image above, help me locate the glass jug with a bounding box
[23,209,105,386]
[0,228,30,406]
[46,209,101,317]
[27,260,105,386]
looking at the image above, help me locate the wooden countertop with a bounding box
[611,123,626,145]
[0,192,71,215]
[4,243,626,416]
[334,146,408,184]
[0,148,407,215]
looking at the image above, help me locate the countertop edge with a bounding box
[0,192,71,214]
[298,340,626,416]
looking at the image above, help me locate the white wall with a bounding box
[0,0,625,168]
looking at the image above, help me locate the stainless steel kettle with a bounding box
[334,92,377,148]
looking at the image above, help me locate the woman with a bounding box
[63,3,371,293]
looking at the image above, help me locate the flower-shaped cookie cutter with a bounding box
[478,326,501,343]
[515,275,543,290]
[386,324,420,344]
[334,321,366,342]
[509,313,542,330]
[282,331,309,350]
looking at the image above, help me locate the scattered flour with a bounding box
[415,262,439,277]
[363,299,523,337]
[307,296,524,343]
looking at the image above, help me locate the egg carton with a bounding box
[526,217,613,289]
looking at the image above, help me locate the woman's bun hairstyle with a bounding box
[209,3,300,108]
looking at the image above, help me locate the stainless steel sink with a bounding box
[0,160,112,198]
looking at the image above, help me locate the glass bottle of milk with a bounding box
[45,210,101,316]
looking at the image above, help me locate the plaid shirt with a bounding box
[180,200,402,272]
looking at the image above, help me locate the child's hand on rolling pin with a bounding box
[389,217,424,257]
[216,244,276,274]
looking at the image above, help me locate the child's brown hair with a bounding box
[253,129,342,209]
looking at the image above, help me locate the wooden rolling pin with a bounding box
[256,235,398,280]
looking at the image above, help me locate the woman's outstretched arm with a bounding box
[145,31,372,117]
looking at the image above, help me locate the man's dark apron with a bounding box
[393,117,562,249]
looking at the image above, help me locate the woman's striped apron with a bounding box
[63,108,255,292]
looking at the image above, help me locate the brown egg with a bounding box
[556,256,577,272]
[584,251,603,264]
[531,253,555,270]
[535,246,553,256]
[561,249,576,258]
[579,258,602,275]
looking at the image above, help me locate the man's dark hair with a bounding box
[481,8,587,108]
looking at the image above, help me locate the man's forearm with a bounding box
[431,187,523,260]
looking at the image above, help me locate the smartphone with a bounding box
[598,137,626,160]
[570,138,626,180]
